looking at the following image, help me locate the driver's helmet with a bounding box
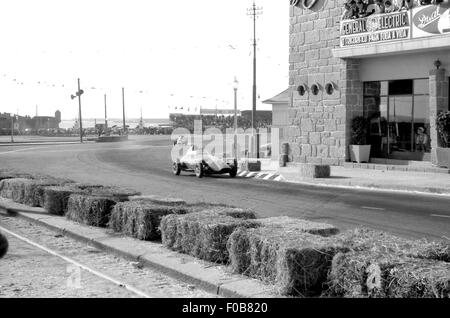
[176,136,188,145]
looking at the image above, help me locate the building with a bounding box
[286,0,450,166]
[263,89,290,138]
[0,110,61,134]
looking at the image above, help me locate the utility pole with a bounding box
[77,79,83,143]
[247,0,263,159]
[10,115,14,143]
[104,94,108,129]
[122,87,126,134]
[233,77,239,160]
[70,78,84,143]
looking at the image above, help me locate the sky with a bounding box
[0,0,289,120]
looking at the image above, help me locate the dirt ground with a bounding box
[0,214,215,298]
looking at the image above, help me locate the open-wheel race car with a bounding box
[172,145,238,178]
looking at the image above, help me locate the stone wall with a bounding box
[287,0,362,165]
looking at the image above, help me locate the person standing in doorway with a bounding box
[416,127,429,152]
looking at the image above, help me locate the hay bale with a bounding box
[161,209,260,263]
[324,249,403,298]
[258,216,339,237]
[384,259,450,298]
[300,164,330,178]
[66,194,117,227]
[0,171,36,181]
[43,185,88,215]
[109,201,189,240]
[337,228,450,262]
[325,250,450,298]
[129,195,186,206]
[88,186,141,202]
[227,224,347,296]
[0,178,63,207]
[187,203,257,219]
[324,229,449,298]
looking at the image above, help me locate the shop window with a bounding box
[363,79,430,160]
[388,80,413,95]
[363,81,380,96]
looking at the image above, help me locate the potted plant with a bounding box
[349,116,371,163]
[436,110,450,168]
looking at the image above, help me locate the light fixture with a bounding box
[232,77,239,90]
[434,60,441,70]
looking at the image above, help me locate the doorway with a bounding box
[364,79,430,161]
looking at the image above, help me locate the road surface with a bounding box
[0,135,449,241]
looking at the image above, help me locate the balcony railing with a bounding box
[339,3,450,48]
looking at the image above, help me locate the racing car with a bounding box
[172,145,238,178]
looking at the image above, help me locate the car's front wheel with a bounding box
[173,162,181,175]
[195,163,204,178]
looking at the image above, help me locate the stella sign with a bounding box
[290,0,319,9]
[412,2,450,38]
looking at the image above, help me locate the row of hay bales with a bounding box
[0,170,140,228]
[160,212,448,298]
[0,169,448,298]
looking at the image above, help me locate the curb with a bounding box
[238,169,450,197]
[237,170,285,182]
[0,199,278,299]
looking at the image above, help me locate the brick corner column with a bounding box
[429,68,449,165]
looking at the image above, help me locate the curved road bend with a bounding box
[0,136,449,241]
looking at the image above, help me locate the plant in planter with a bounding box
[349,116,371,163]
[435,110,450,168]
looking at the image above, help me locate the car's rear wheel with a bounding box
[195,163,204,178]
[229,167,237,178]
[173,162,181,175]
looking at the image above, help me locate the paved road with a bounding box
[0,214,214,298]
[0,135,449,241]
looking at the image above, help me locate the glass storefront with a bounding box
[363,79,430,161]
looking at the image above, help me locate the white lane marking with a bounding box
[247,172,257,177]
[0,225,152,298]
[430,214,450,219]
[263,174,273,180]
[0,146,52,155]
[361,206,386,211]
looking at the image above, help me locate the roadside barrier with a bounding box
[0,168,448,298]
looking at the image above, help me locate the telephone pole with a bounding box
[71,78,84,143]
[122,87,126,134]
[104,94,108,129]
[247,1,263,159]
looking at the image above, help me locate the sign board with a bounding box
[14,123,19,130]
[200,109,241,116]
[412,3,450,38]
[340,11,410,47]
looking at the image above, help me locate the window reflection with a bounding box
[363,78,430,160]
